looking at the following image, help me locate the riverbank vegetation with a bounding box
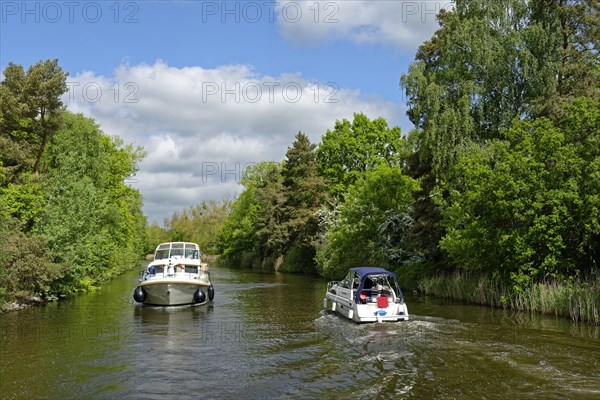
[417,271,600,324]
[0,60,147,310]
[210,0,600,323]
[144,199,234,255]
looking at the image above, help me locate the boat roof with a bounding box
[350,267,396,278]
[155,242,200,250]
[350,267,402,304]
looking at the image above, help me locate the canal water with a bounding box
[1,264,598,399]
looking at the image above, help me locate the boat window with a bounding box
[336,271,352,289]
[170,247,184,257]
[171,242,184,249]
[158,244,170,250]
[339,278,350,289]
[185,248,199,259]
[365,275,398,299]
[155,249,170,259]
[352,273,360,289]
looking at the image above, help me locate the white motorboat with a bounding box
[133,242,214,306]
[324,267,409,323]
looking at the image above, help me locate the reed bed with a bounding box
[417,271,600,324]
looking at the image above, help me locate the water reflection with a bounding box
[133,303,214,327]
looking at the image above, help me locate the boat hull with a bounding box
[139,280,210,306]
[324,293,409,323]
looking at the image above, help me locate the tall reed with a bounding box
[417,271,600,324]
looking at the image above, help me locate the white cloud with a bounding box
[275,0,454,51]
[64,61,404,224]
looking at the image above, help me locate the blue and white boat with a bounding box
[324,267,409,323]
[133,242,214,306]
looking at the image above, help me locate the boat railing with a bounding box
[140,265,209,282]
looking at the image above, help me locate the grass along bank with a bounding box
[415,271,600,324]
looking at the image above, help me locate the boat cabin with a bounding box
[154,242,201,261]
[335,267,404,305]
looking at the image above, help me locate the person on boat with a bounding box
[359,291,368,304]
[147,265,156,277]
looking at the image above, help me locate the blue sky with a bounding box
[1,1,448,223]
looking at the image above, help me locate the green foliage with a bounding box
[0,230,64,301]
[0,59,68,176]
[440,99,600,290]
[0,132,35,184]
[217,119,419,276]
[0,160,5,186]
[254,162,287,257]
[40,112,147,292]
[216,162,277,266]
[279,133,329,265]
[417,270,600,324]
[529,0,600,118]
[217,134,331,271]
[317,113,409,197]
[279,245,316,273]
[162,199,234,254]
[0,60,146,307]
[316,164,419,279]
[401,0,598,176]
[400,0,600,285]
[1,178,44,231]
[144,223,171,254]
[0,186,9,301]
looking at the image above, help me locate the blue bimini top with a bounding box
[350,267,396,279]
[349,267,402,304]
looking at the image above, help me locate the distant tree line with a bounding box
[145,199,234,256]
[0,59,147,308]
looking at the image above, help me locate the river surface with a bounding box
[1,264,599,399]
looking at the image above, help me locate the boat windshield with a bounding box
[155,249,169,259]
[363,275,393,289]
[154,243,200,260]
[185,248,199,259]
[357,274,403,302]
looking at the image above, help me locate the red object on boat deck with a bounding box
[377,296,388,308]
[360,291,367,303]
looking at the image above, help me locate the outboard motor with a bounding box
[133,286,146,303]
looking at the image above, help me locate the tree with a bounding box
[163,199,234,254]
[440,98,600,289]
[399,0,599,272]
[216,162,280,266]
[530,0,600,118]
[41,112,146,292]
[254,162,287,258]
[0,60,147,306]
[316,164,419,279]
[317,113,409,197]
[0,231,63,301]
[0,59,68,176]
[217,133,330,273]
[279,132,329,272]
[145,223,171,254]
